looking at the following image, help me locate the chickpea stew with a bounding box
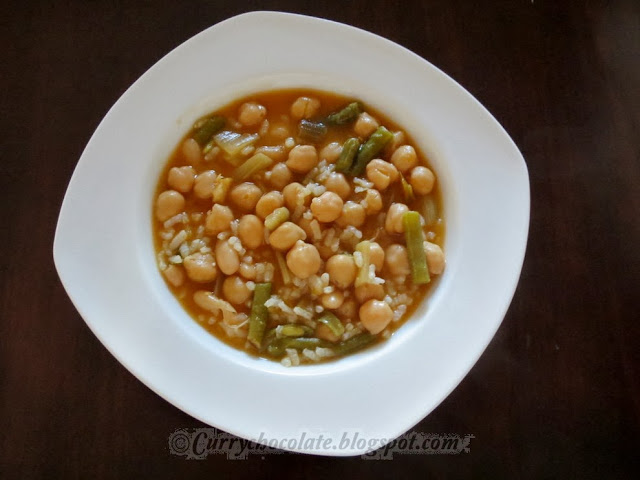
[154,89,445,365]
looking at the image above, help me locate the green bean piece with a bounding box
[350,126,394,176]
[264,207,290,231]
[247,283,272,348]
[233,153,273,182]
[277,324,314,337]
[317,312,345,337]
[275,251,291,285]
[214,131,260,160]
[192,116,225,146]
[334,333,375,355]
[335,137,360,172]
[260,328,277,351]
[401,174,415,203]
[403,211,430,284]
[354,241,372,287]
[325,102,362,125]
[267,337,330,357]
[298,119,327,143]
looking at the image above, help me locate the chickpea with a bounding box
[336,299,357,320]
[354,112,379,138]
[410,166,436,195]
[424,241,445,274]
[323,172,350,200]
[336,201,366,228]
[269,222,307,251]
[167,166,196,193]
[385,203,409,234]
[237,215,264,249]
[182,138,201,163]
[385,244,410,276]
[369,242,385,271]
[193,170,217,199]
[239,262,256,280]
[268,163,292,189]
[311,191,343,223]
[163,264,185,287]
[362,189,383,215]
[223,276,251,305]
[326,254,357,289]
[290,96,321,120]
[255,191,284,219]
[316,323,341,343]
[366,159,399,191]
[215,239,240,275]
[319,142,343,163]
[205,204,233,235]
[355,283,385,304]
[286,241,321,279]
[238,102,267,127]
[283,182,308,210]
[230,182,262,211]
[391,145,418,173]
[183,253,218,283]
[156,190,185,221]
[321,291,344,310]
[286,145,318,173]
[359,300,393,334]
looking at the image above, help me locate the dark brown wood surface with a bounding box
[2,1,638,478]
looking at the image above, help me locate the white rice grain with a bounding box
[302,348,319,361]
[285,348,300,366]
[315,347,334,358]
[168,255,183,264]
[163,212,188,229]
[281,357,292,367]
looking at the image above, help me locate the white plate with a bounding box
[54,11,529,456]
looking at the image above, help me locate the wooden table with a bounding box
[2,1,638,477]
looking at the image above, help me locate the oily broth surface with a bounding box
[153,89,445,357]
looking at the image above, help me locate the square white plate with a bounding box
[54,11,529,456]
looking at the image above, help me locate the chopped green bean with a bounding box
[275,251,291,285]
[350,126,394,176]
[264,207,290,231]
[277,324,314,337]
[317,312,345,337]
[401,174,415,203]
[247,283,272,348]
[335,137,360,172]
[214,131,259,160]
[233,153,273,182]
[354,241,372,287]
[326,102,362,125]
[267,337,329,357]
[260,327,277,351]
[334,333,375,355]
[298,119,327,143]
[403,211,430,284]
[192,116,225,146]
[202,139,216,155]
